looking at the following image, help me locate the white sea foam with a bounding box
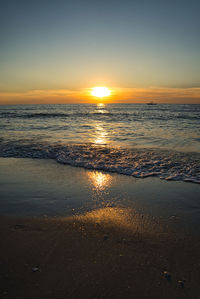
[0,104,200,183]
[0,141,199,184]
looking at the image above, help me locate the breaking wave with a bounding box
[1,110,199,121]
[0,140,199,184]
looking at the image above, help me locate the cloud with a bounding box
[111,87,200,103]
[0,89,84,105]
[0,87,200,104]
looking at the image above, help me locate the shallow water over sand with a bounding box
[0,158,199,235]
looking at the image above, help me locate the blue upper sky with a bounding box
[1,0,200,92]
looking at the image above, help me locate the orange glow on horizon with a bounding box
[0,87,200,104]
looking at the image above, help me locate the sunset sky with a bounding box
[1,0,200,104]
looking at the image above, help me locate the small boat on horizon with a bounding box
[147,102,157,105]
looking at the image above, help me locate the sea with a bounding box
[0,103,200,184]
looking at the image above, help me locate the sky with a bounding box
[1,0,200,104]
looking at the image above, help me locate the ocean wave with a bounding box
[0,140,199,184]
[0,112,69,118]
[1,111,199,122]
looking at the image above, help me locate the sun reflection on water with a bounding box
[87,171,112,191]
[94,125,108,145]
[97,103,105,108]
[96,103,106,114]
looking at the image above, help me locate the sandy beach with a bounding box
[0,158,200,298]
[1,209,200,298]
[1,0,200,295]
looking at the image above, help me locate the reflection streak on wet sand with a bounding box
[74,207,160,237]
[87,171,112,191]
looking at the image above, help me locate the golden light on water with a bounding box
[87,171,112,190]
[96,103,106,113]
[94,124,107,145]
[91,87,111,98]
[97,103,105,108]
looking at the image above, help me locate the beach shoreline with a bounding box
[0,157,200,234]
[0,157,200,297]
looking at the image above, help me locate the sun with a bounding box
[91,87,111,98]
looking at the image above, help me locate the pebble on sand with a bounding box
[163,271,171,281]
[32,266,40,272]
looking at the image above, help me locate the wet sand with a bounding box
[1,208,200,298]
[0,158,200,298]
[1,158,200,236]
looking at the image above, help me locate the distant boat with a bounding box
[147,102,157,105]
